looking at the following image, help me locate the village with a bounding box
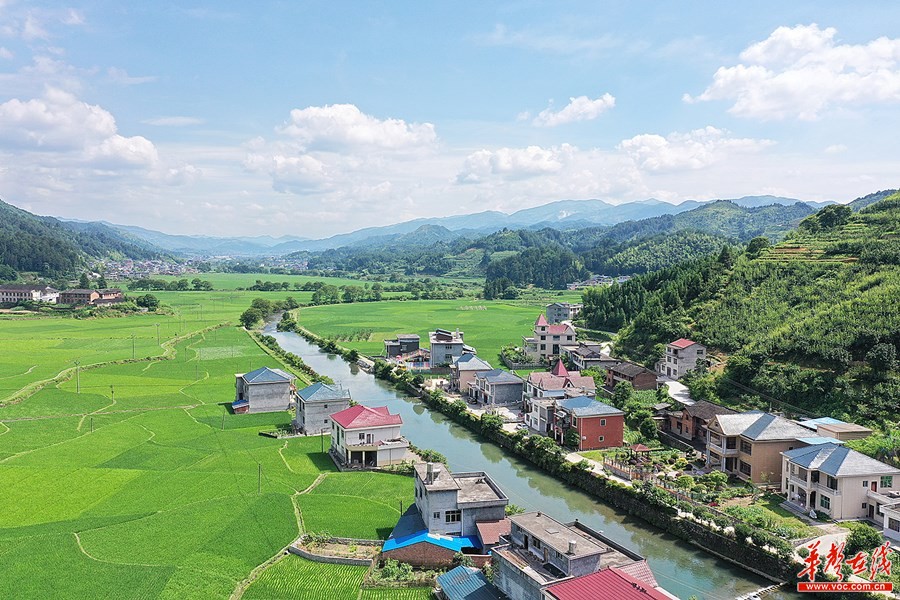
[230,300,900,599]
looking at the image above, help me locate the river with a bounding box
[267,323,799,600]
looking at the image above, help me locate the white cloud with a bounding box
[478,24,626,56]
[142,116,204,127]
[0,88,117,151]
[686,24,900,120]
[618,126,775,172]
[0,47,12,60]
[825,144,847,154]
[277,103,437,151]
[107,67,157,85]
[22,14,48,40]
[457,145,570,183]
[533,94,615,127]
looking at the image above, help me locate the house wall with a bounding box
[457,371,483,394]
[605,369,658,391]
[460,505,506,538]
[783,458,900,521]
[298,398,351,434]
[883,506,900,542]
[817,424,872,441]
[419,488,461,535]
[383,542,456,568]
[242,381,293,414]
[431,342,465,367]
[741,439,803,484]
[495,551,544,600]
[576,414,624,450]
[489,382,523,405]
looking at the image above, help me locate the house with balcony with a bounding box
[545,302,582,324]
[524,361,597,434]
[233,366,296,414]
[449,354,494,394]
[668,400,736,445]
[493,512,645,600]
[524,315,576,362]
[471,369,524,406]
[782,443,900,523]
[430,329,475,368]
[292,381,351,434]
[602,362,658,395]
[656,339,706,379]
[706,411,820,484]
[384,334,420,358]
[0,285,59,304]
[330,405,410,468]
[561,342,620,371]
[549,396,624,451]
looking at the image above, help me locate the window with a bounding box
[889,518,900,533]
[433,512,440,519]
[540,344,546,350]
[820,495,831,510]
[445,510,461,523]
[863,503,869,509]
[324,418,328,424]
[598,436,604,442]
[739,461,751,476]
[726,438,737,449]
[359,433,366,440]
[882,476,894,488]
[826,476,838,490]
[533,538,541,549]
[323,404,328,409]
[863,481,869,488]
[740,440,752,455]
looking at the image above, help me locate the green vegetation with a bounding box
[295,299,540,363]
[243,556,367,599]
[582,195,900,427]
[0,317,413,598]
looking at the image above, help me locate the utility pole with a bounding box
[74,360,80,394]
[110,385,115,404]
[90,416,93,433]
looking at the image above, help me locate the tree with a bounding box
[638,417,658,440]
[867,343,897,375]
[251,298,273,314]
[845,523,883,556]
[480,413,503,436]
[564,428,581,448]
[240,308,264,329]
[746,236,770,258]
[816,204,852,229]
[96,274,107,289]
[79,272,90,288]
[135,294,159,310]
[611,381,634,409]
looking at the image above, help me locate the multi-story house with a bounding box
[60,289,100,305]
[782,443,900,524]
[561,342,619,371]
[549,396,624,450]
[545,302,582,324]
[524,361,597,434]
[413,463,508,537]
[493,512,642,600]
[330,405,409,467]
[667,400,736,444]
[430,329,473,367]
[0,285,59,304]
[524,315,576,362]
[384,334,420,358]
[292,381,351,434]
[449,354,494,394]
[603,362,658,395]
[656,339,706,379]
[471,369,524,406]
[233,366,296,414]
[706,411,816,484]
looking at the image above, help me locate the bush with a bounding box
[845,523,884,556]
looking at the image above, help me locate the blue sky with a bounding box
[0,1,898,237]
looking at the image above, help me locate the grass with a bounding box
[242,556,367,599]
[0,320,414,598]
[724,494,817,540]
[296,299,543,364]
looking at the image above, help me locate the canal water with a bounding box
[267,324,799,600]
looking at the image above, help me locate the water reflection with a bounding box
[268,324,799,600]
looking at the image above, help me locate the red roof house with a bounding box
[544,566,672,600]
[331,405,403,429]
[330,405,408,468]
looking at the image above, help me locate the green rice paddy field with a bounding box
[0,320,415,599]
[295,299,546,363]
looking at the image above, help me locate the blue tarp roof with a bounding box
[231,400,249,408]
[798,417,845,430]
[796,436,845,446]
[382,530,481,553]
[437,566,505,600]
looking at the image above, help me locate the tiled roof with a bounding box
[296,382,351,402]
[0,285,57,292]
[475,369,523,384]
[783,443,900,477]
[684,400,737,421]
[544,567,670,600]
[669,338,699,349]
[712,412,766,436]
[436,566,505,600]
[551,360,569,377]
[610,362,654,377]
[535,314,549,327]
[741,413,812,441]
[558,395,623,417]
[546,324,575,335]
[798,417,845,431]
[528,370,596,392]
[241,366,293,384]
[331,405,402,429]
[454,354,494,371]
[614,560,660,588]
[475,519,511,546]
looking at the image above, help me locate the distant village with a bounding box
[0,284,124,306]
[232,301,900,599]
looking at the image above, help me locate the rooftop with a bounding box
[430,329,464,343]
[783,443,900,477]
[683,400,737,421]
[510,512,606,559]
[296,382,351,402]
[609,362,655,378]
[396,333,420,340]
[669,338,700,349]
[798,417,845,431]
[414,465,509,505]
[239,366,294,384]
[474,369,523,385]
[436,566,504,600]
[546,324,576,335]
[453,354,494,371]
[557,395,623,418]
[331,405,402,429]
[475,519,510,546]
[544,567,671,600]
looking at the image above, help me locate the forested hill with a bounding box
[582,192,900,425]
[0,199,161,277]
[301,200,818,284]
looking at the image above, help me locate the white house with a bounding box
[429,329,474,368]
[413,462,508,537]
[656,338,706,379]
[0,285,59,304]
[330,405,410,467]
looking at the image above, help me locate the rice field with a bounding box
[242,556,367,599]
[0,320,416,598]
[295,299,542,364]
